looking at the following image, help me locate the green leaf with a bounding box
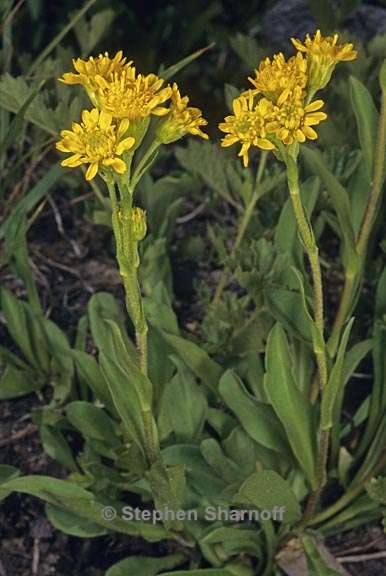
[330,338,372,461]
[233,470,301,524]
[147,462,186,530]
[349,76,378,177]
[264,287,312,343]
[0,476,169,540]
[302,534,347,575]
[162,571,233,576]
[162,358,207,442]
[45,504,107,537]
[202,525,261,556]
[159,43,214,81]
[200,438,244,484]
[321,319,354,430]
[42,318,74,403]
[301,146,358,275]
[65,401,119,446]
[224,84,240,112]
[1,288,50,371]
[264,324,317,487]
[366,476,386,504]
[71,349,116,414]
[219,370,289,456]
[274,176,320,263]
[159,329,222,394]
[74,9,116,56]
[88,292,137,363]
[28,0,97,75]
[162,444,228,502]
[40,426,78,472]
[175,140,250,209]
[0,80,44,159]
[0,363,41,399]
[343,339,372,385]
[105,554,185,576]
[230,33,265,69]
[356,268,386,458]
[99,352,149,456]
[0,465,20,483]
[223,427,263,477]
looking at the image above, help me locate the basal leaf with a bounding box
[233,470,301,524]
[219,370,289,456]
[264,324,317,487]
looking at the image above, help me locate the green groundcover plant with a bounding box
[1,24,386,576]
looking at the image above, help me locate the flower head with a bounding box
[219,92,275,167]
[156,83,208,144]
[59,51,130,106]
[94,67,172,122]
[291,30,357,95]
[56,108,135,180]
[248,52,308,103]
[266,87,327,145]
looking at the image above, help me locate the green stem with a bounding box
[298,428,329,528]
[308,449,386,527]
[106,177,154,462]
[212,152,268,306]
[285,155,330,524]
[285,158,328,390]
[130,140,160,189]
[328,89,386,357]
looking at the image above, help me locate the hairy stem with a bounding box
[107,178,154,462]
[285,155,330,524]
[286,159,328,390]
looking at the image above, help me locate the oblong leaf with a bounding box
[349,76,378,177]
[264,324,317,487]
[219,370,289,456]
[233,470,301,524]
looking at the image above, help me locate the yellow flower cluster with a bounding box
[56,109,134,180]
[57,51,208,180]
[219,30,356,166]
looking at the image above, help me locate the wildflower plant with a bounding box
[1,29,386,576]
[57,52,208,468]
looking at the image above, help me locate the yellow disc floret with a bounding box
[248,52,308,103]
[219,92,276,167]
[56,108,135,180]
[95,67,172,122]
[266,87,327,145]
[156,83,208,144]
[59,51,130,106]
[291,29,357,96]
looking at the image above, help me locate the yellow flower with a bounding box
[291,30,357,95]
[59,51,130,106]
[94,67,172,122]
[248,52,308,103]
[56,108,135,180]
[219,92,275,167]
[266,87,327,145]
[156,83,208,144]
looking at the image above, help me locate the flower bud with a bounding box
[131,207,147,241]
